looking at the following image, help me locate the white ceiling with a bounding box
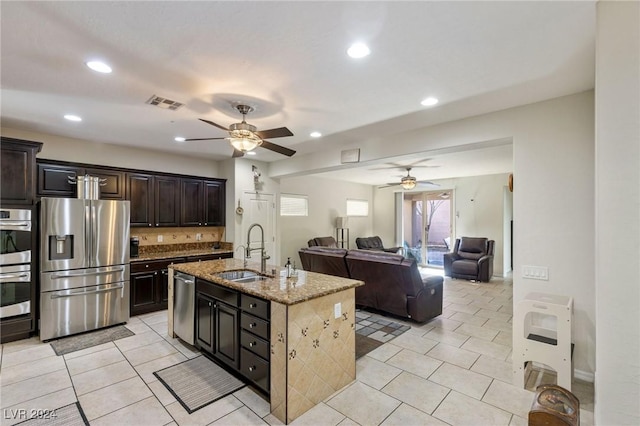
[0,1,595,184]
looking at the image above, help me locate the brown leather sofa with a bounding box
[355,236,401,253]
[307,236,338,248]
[299,247,443,323]
[443,237,495,282]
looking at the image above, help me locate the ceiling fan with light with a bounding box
[186,104,296,158]
[378,167,440,190]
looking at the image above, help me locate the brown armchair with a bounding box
[307,236,338,248]
[443,237,495,282]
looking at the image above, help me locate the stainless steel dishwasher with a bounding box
[173,272,195,345]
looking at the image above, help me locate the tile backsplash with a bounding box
[131,226,225,246]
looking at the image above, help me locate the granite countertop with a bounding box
[131,248,234,262]
[170,258,363,305]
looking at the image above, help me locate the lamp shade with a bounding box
[336,216,349,228]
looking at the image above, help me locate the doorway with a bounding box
[402,191,452,267]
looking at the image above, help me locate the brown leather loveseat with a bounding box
[299,247,443,323]
[355,236,402,253]
[307,236,338,248]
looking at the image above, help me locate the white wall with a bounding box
[594,1,640,423]
[374,173,511,277]
[1,127,220,177]
[279,176,373,266]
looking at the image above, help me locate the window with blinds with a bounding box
[346,199,369,216]
[280,194,308,216]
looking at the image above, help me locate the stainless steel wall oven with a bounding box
[0,208,33,321]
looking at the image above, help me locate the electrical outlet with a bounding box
[334,303,341,319]
[157,235,163,243]
[196,233,202,241]
[522,265,549,281]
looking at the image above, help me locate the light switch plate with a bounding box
[334,303,341,319]
[522,265,549,280]
[157,235,163,243]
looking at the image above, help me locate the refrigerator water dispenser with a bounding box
[48,235,74,260]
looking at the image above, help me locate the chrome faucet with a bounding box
[235,245,248,268]
[246,223,270,273]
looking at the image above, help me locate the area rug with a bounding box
[154,355,245,414]
[17,402,88,426]
[49,325,134,356]
[355,310,411,359]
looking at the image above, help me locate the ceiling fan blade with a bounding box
[416,180,440,186]
[260,140,296,157]
[232,149,245,158]
[255,127,293,139]
[198,118,229,132]
[184,137,226,141]
[378,182,400,188]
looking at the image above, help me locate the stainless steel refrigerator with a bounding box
[40,197,130,341]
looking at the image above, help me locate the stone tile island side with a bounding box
[167,258,364,424]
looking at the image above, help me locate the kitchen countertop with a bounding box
[131,248,234,262]
[170,258,363,305]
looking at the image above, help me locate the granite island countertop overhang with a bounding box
[170,258,363,305]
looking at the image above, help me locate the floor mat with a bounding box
[154,355,245,414]
[16,402,88,426]
[49,325,134,356]
[355,310,410,358]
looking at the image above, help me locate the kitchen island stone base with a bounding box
[270,288,356,423]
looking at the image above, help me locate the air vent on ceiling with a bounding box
[145,95,184,111]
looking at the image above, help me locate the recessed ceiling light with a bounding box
[86,60,112,73]
[421,97,439,106]
[246,151,256,156]
[310,131,322,138]
[174,137,186,142]
[347,42,370,59]
[64,114,82,122]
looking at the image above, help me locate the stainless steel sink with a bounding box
[215,270,261,281]
[232,276,268,284]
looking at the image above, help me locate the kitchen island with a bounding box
[168,258,363,424]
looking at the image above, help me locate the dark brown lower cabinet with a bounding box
[195,280,239,370]
[130,258,185,316]
[196,279,270,394]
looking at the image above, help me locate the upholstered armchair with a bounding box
[355,236,401,254]
[443,237,495,282]
[307,236,338,248]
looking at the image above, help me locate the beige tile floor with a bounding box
[0,274,594,426]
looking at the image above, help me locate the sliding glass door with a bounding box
[402,191,452,267]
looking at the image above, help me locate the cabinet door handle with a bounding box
[249,323,256,328]
[249,341,256,347]
[146,265,149,268]
[248,366,256,372]
[208,302,212,307]
[199,222,202,225]
[249,303,257,308]
[148,224,152,227]
[156,223,159,226]
[154,272,158,275]
[204,222,208,225]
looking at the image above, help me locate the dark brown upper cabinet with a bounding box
[127,173,154,227]
[37,160,124,200]
[181,178,225,226]
[154,175,180,227]
[127,173,180,227]
[1,137,42,206]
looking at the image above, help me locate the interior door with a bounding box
[241,192,276,266]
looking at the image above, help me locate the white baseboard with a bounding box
[574,368,595,383]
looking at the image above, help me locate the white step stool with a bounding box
[513,292,574,391]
